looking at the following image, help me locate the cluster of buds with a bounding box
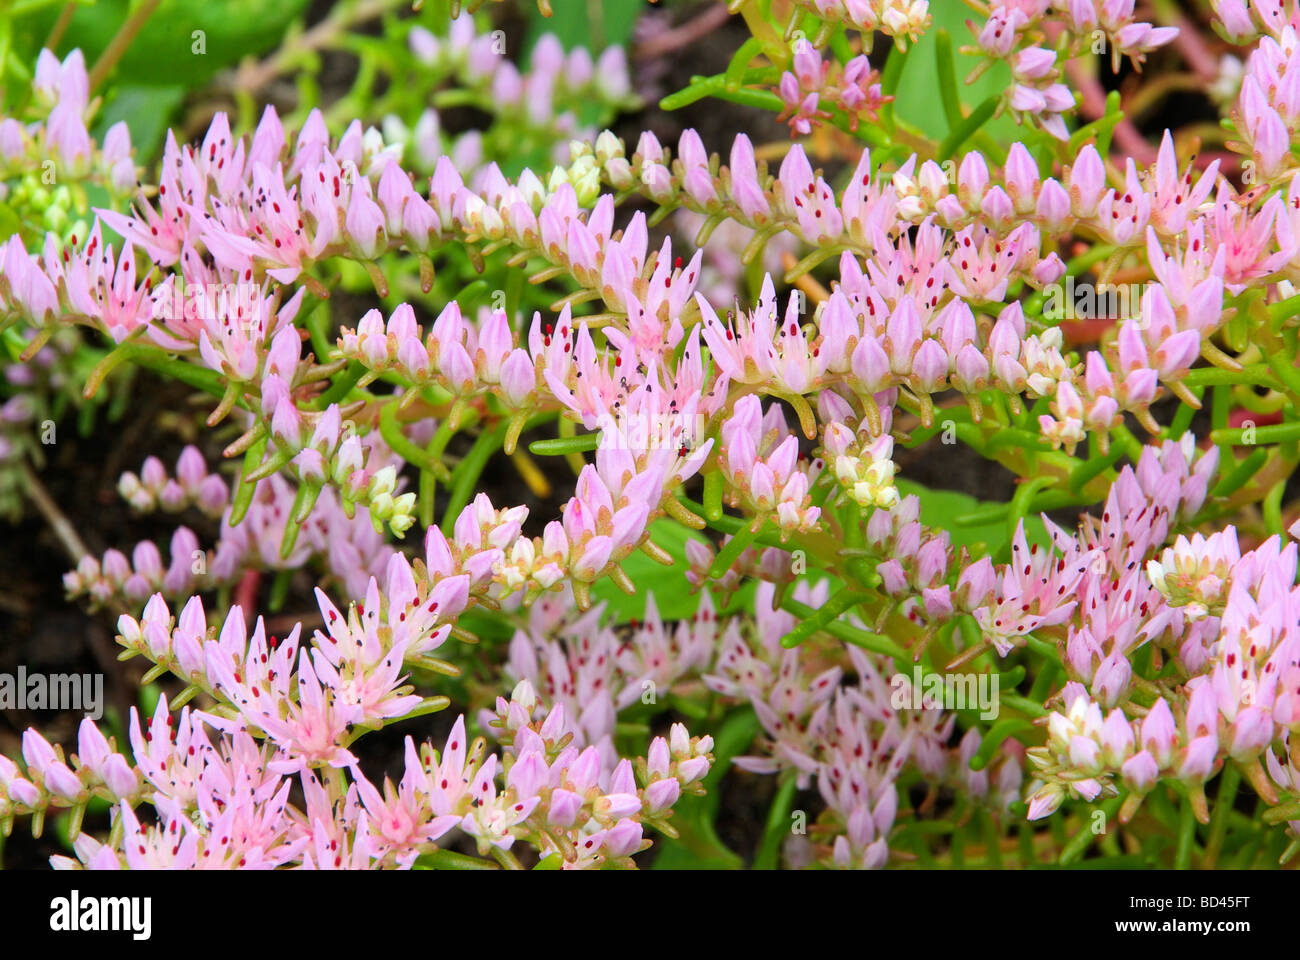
[788,0,931,46]
[608,134,899,255]
[899,136,1218,249]
[1,720,144,827]
[821,405,900,511]
[1028,683,1223,823]
[1229,13,1300,181]
[485,681,713,867]
[777,40,889,136]
[118,446,229,517]
[402,18,633,175]
[719,395,823,535]
[338,302,535,407]
[973,0,1177,73]
[63,528,206,608]
[1146,530,1242,621]
[1007,46,1075,139]
[0,50,136,245]
[544,138,607,207]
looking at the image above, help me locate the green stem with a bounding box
[87,0,162,90]
[1182,363,1281,389]
[311,361,366,411]
[1174,794,1196,869]
[779,585,870,648]
[753,775,798,870]
[937,95,999,161]
[439,422,506,535]
[378,400,449,478]
[780,597,908,663]
[709,521,762,578]
[1210,421,1300,444]
[1201,765,1239,869]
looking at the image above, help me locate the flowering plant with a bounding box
[1,0,1300,871]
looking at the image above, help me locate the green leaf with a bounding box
[528,434,600,455]
[94,84,186,160]
[724,37,765,91]
[888,0,1019,143]
[895,478,1047,553]
[753,775,797,869]
[590,519,710,621]
[414,849,499,870]
[18,0,309,89]
[934,28,962,131]
[937,94,999,161]
[651,707,759,869]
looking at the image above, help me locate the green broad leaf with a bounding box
[590,518,710,621]
[887,0,1019,144]
[456,607,516,645]
[895,478,1048,553]
[649,810,744,870]
[651,706,760,870]
[94,84,186,160]
[15,0,308,89]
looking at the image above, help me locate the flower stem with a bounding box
[88,0,162,91]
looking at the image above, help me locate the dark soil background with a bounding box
[0,1,1215,869]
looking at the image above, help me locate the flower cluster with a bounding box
[1,50,136,243]
[777,40,889,136]
[7,0,1300,873]
[398,17,633,176]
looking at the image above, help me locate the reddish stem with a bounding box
[234,569,262,625]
